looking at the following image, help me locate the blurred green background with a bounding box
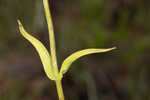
[0,0,150,100]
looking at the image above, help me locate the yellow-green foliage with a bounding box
[18,0,116,100]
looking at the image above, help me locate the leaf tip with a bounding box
[17,19,22,27]
[111,47,117,50]
[102,46,117,52]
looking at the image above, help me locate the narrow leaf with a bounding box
[60,47,116,76]
[17,20,55,80]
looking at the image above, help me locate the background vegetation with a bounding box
[0,0,150,100]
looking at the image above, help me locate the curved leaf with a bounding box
[17,20,55,80]
[59,47,116,76]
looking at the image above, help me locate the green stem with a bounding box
[43,0,65,100]
[56,80,65,100]
[43,0,59,76]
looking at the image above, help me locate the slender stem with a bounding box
[43,0,59,76]
[43,0,65,100]
[56,80,65,100]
